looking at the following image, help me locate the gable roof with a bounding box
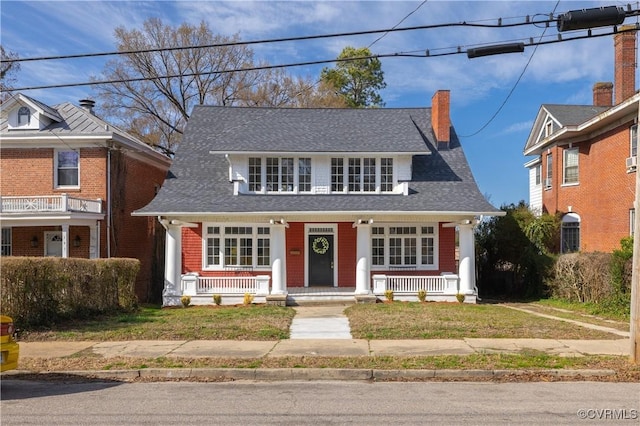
[523,104,610,154]
[193,106,432,154]
[1,94,171,166]
[136,106,500,217]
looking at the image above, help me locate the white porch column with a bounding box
[61,224,69,258]
[458,223,476,295]
[271,224,287,295]
[355,223,372,294]
[164,224,183,301]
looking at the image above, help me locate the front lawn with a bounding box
[20,305,296,341]
[345,302,623,340]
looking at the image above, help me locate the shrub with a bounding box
[213,294,222,305]
[456,293,465,303]
[0,257,138,327]
[243,293,254,305]
[417,289,427,302]
[384,289,394,302]
[180,295,191,308]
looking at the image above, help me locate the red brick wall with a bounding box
[1,146,169,301]
[338,222,357,285]
[286,222,305,287]
[542,122,636,252]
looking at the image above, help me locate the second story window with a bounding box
[563,148,579,185]
[545,153,553,189]
[18,106,31,125]
[333,157,394,193]
[56,150,79,188]
[631,124,637,157]
[248,157,311,193]
[535,163,541,186]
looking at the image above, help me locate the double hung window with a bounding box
[563,148,579,184]
[56,150,79,187]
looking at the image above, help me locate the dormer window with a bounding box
[332,157,394,193]
[18,106,31,126]
[248,156,312,193]
[545,120,553,137]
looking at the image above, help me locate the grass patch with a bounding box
[534,298,630,323]
[19,305,296,342]
[345,302,622,340]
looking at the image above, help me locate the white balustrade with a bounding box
[181,275,271,295]
[1,195,102,213]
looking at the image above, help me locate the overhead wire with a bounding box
[459,0,562,138]
[9,24,639,92]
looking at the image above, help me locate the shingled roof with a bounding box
[136,106,500,216]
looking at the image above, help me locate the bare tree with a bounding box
[96,19,261,152]
[239,68,346,108]
[1,46,20,102]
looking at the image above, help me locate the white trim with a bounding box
[304,223,338,288]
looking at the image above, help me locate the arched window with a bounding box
[561,213,580,253]
[18,106,31,125]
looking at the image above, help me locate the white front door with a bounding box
[44,232,63,257]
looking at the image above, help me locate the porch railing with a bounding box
[372,274,459,295]
[181,274,270,296]
[0,195,103,214]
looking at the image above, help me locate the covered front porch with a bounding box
[0,194,104,258]
[160,215,478,306]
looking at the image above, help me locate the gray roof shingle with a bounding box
[137,106,500,216]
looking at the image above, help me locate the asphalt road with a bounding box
[2,379,639,425]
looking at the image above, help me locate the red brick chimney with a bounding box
[431,90,450,148]
[614,26,637,104]
[593,82,613,106]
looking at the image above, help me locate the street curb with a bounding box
[7,368,617,381]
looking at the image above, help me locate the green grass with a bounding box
[345,302,622,340]
[534,298,630,322]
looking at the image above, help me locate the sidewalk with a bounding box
[17,303,631,359]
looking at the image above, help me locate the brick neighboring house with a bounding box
[524,28,639,254]
[0,94,172,301]
[134,90,502,306]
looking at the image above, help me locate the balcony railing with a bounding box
[0,195,103,214]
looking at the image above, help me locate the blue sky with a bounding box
[1,0,630,207]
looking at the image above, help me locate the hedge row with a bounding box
[0,257,139,327]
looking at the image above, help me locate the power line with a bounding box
[368,0,429,48]
[6,14,560,64]
[10,25,638,93]
[459,0,562,138]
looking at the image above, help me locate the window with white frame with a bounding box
[204,225,270,268]
[248,157,311,193]
[631,124,637,157]
[1,228,11,256]
[55,150,79,187]
[545,153,553,188]
[563,148,579,184]
[371,225,436,268]
[18,106,31,126]
[332,157,394,193]
[630,209,635,236]
[535,163,541,186]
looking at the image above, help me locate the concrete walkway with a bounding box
[289,305,352,339]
